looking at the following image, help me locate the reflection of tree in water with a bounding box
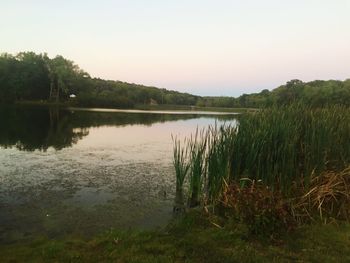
[0,106,89,151]
[68,110,234,129]
[0,106,234,151]
[45,108,89,150]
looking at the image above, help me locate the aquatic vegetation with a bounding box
[187,128,208,207]
[230,105,350,191]
[172,135,190,191]
[206,125,235,203]
[172,124,235,207]
[173,105,350,222]
[172,135,190,210]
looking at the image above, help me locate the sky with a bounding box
[1,0,350,96]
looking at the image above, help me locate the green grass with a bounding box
[1,212,350,263]
[230,105,350,192]
[187,129,208,207]
[173,135,191,209]
[206,125,236,202]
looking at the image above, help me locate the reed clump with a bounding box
[187,128,208,207]
[231,105,350,191]
[172,135,191,211]
[172,105,350,225]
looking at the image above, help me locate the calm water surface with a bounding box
[0,106,236,243]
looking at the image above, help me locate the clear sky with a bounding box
[1,0,349,96]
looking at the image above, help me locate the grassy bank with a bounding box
[1,211,350,263]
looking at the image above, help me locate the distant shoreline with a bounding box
[12,100,257,114]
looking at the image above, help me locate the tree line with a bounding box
[1,52,349,108]
[0,52,197,108]
[198,79,350,108]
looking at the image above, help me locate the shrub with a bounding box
[220,179,295,236]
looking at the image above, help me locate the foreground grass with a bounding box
[1,212,350,263]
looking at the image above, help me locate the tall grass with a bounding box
[187,128,207,207]
[206,125,235,202]
[172,124,235,207]
[172,136,190,210]
[231,105,350,193]
[173,105,350,208]
[172,136,190,191]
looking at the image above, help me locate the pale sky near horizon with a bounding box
[1,0,349,96]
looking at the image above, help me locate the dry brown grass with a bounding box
[292,167,350,223]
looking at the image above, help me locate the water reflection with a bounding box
[0,106,86,151]
[0,106,234,151]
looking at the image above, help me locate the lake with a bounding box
[0,105,236,244]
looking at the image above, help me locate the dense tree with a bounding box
[0,53,18,102]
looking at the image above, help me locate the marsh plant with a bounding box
[173,105,350,223]
[187,128,208,207]
[172,124,235,209]
[172,135,190,211]
[206,125,236,203]
[172,129,208,209]
[230,105,350,191]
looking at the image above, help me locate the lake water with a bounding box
[0,106,236,243]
